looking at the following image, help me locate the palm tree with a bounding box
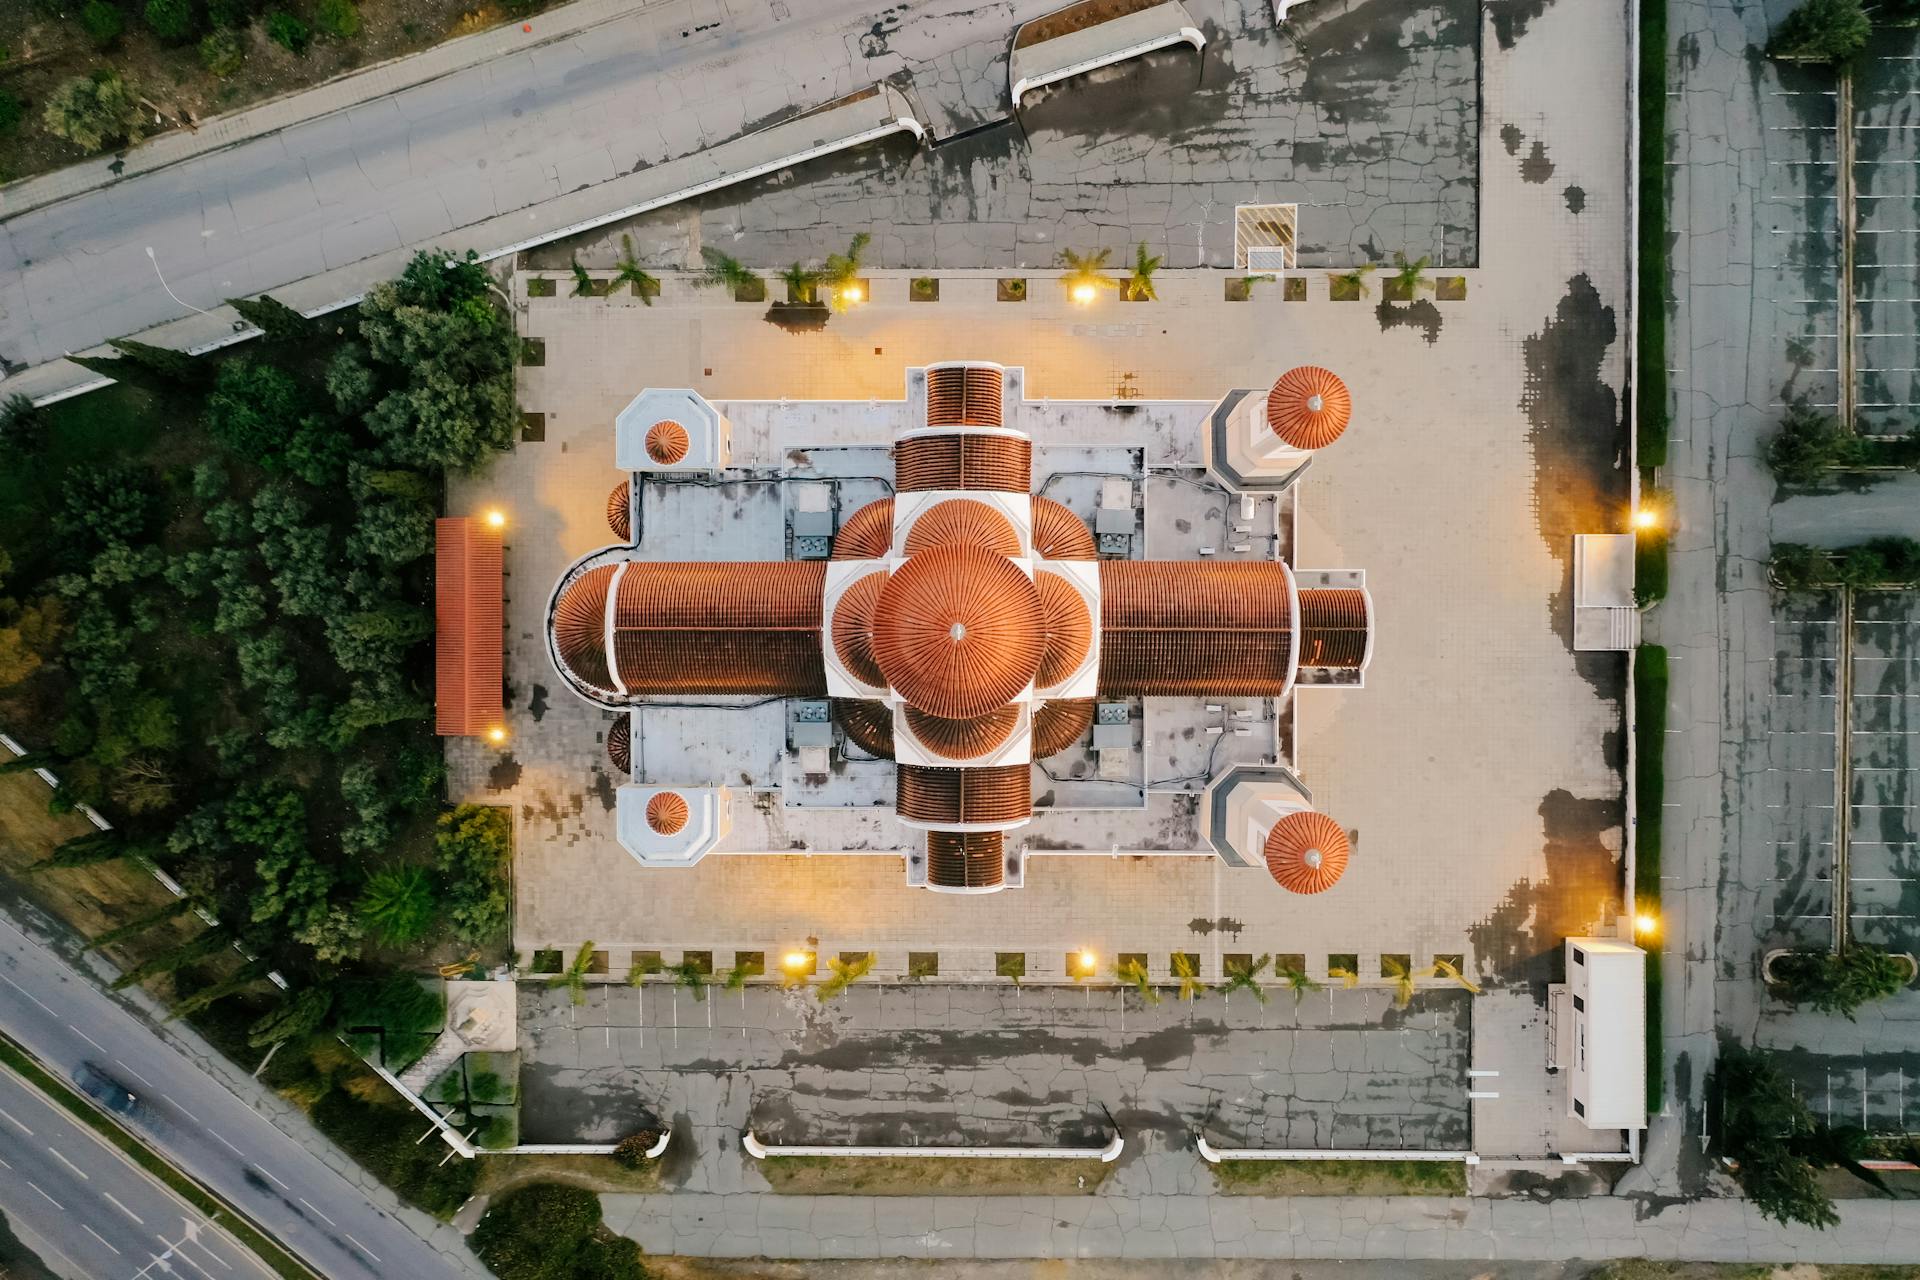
[723,956,760,990]
[1389,251,1433,299]
[1114,958,1160,1005]
[1278,963,1322,1004]
[1057,247,1118,298]
[1381,955,1418,1010]
[358,866,436,946]
[1429,957,1482,995]
[698,247,761,296]
[668,957,708,1002]
[569,256,596,298]
[547,941,596,1006]
[1172,952,1209,1001]
[611,235,658,305]
[822,232,871,311]
[1220,954,1271,1003]
[1326,964,1361,990]
[1327,263,1375,299]
[1125,241,1162,301]
[780,262,821,305]
[817,951,874,1003]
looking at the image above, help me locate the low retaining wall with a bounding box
[1195,1138,1476,1164]
[1009,1,1205,104]
[744,1131,1125,1163]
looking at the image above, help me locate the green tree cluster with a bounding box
[1769,946,1912,1018]
[1768,0,1871,62]
[436,805,511,946]
[1771,538,1920,592]
[42,71,144,153]
[470,1183,647,1280]
[1710,1042,1887,1228]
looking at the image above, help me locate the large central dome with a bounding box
[871,544,1044,719]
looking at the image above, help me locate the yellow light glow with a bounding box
[782,951,810,972]
[1070,282,1098,305]
[483,508,507,530]
[1632,507,1659,531]
[840,284,863,304]
[1635,912,1658,936]
[486,726,508,745]
[1072,948,1097,975]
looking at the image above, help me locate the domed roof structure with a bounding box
[1031,698,1094,756]
[903,499,1022,557]
[606,482,632,541]
[1263,811,1350,894]
[1266,366,1351,451]
[606,716,631,774]
[1035,572,1092,688]
[832,498,894,560]
[1032,496,1097,560]
[872,545,1043,719]
[904,704,1022,760]
[646,420,691,465]
[554,565,616,689]
[646,791,690,836]
[830,572,888,687]
[834,698,894,759]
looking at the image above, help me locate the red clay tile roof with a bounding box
[646,419,691,465]
[904,704,1022,760]
[435,517,504,736]
[1032,496,1097,560]
[903,498,1021,557]
[1031,698,1094,757]
[872,545,1043,718]
[1264,811,1351,894]
[646,791,689,835]
[607,482,632,542]
[1265,366,1351,450]
[1035,571,1092,688]
[830,571,888,688]
[831,498,894,560]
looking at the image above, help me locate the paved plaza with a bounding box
[518,983,1470,1152]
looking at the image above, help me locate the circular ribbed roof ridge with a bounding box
[903,499,1021,557]
[646,791,690,836]
[646,420,691,465]
[872,545,1043,719]
[1263,811,1350,894]
[830,572,888,688]
[554,564,615,690]
[1035,572,1092,688]
[1265,367,1351,451]
[1032,496,1096,560]
[904,704,1022,760]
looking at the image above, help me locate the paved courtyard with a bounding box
[518,983,1470,1154]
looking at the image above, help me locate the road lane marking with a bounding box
[81,1223,121,1254]
[186,1232,234,1270]
[211,1131,245,1156]
[344,1232,381,1262]
[0,1106,32,1135]
[115,1060,155,1088]
[68,1024,105,1051]
[27,1180,62,1208]
[251,1164,289,1191]
[298,1197,336,1226]
[105,1191,146,1223]
[162,1233,219,1280]
[48,1145,89,1178]
[165,1097,203,1123]
[0,971,59,1016]
[0,1153,11,1168]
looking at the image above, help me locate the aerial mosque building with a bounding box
[546,361,1372,896]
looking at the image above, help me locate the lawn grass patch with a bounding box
[0,1033,317,1279]
[1635,644,1668,1115]
[475,1151,664,1196]
[760,1155,1109,1196]
[1209,1157,1466,1196]
[1637,0,1670,469]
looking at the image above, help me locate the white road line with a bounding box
[68,1024,105,1052]
[157,1233,219,1280]
[115,1060,156,1089]
[27,1180,62,1209]
[298,1196,337,1226]
[252,1164,289,1190]
[344,1233,381,1262]
[0,1106,33,1135]
[104,1190,146,1224]
[0,1153,11,1168]
[0,971,59,1016]
[81,1223,122,1255]
[166,1097,203,1123]
[186,1233,234,1270]
[48,1145,90,1178]
[211,1131,245,1157]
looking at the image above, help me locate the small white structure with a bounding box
[615,388,731,473]
[615,784,732,867]
[1551,937,1647,1131]
[1573,533,1640,651]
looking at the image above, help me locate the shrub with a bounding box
[470,1182,646,1280]
[612,1130,661,1168]
[0,91,24,136]
[334,974,443,1033]
[1768,0,1871,62]
[1770,946,1911,1019]
[199,28,245,75]
[204,358,302,459]
[315,0,359,38]
[41,70,143,153]
[310,1087,476,1216]
[1766,408,1863,482]
[436,805,510,946]
[144,0,195,41]
[80,0,125,45]
[1711,1043,1837,1228]
[265,9,309,51]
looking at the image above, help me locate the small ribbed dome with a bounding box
[903,498,1021,557]
[646,420,690,465]
[1032,496,1096,560]
[832,498,894,560]
[606,482,632,541]
[606,717,631,774]
[872,545,1043,719]
[834,699,895,759]
[1264,811,1350,894]
[1035,572,1091,688]
[646,791,689,836]
[1031,698,1094,756]
[1266,367,1351,450]
[904,704,1021,760]
[554,565,615,690]
[830,572,888,687]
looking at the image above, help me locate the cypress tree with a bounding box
[109,929,230,990]
[0,749,53,775]
[246,985,334,1047]
[67,353,176,397]
[31,829,125,871]
[227,294,314,342]
[107,338,208,386]
[86,898,195,951]
[167,959,271,1020]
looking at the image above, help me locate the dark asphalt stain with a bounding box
[488,755,523,790]
[1501,123,1525,156]
[1374,298,1444,344]
[528,683,549,722]
[518,1060,660,1144]
[1467,789,1623,994]
[1485,0,1556,49]
[1563,185,1585,214]
[589,769,616,813]
[1520,139,1555,184]
[1020,26,1230,139]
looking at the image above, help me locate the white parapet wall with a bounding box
[1009,2,1205,104]
[744,1131,1124,1162]
[1195,1137,1477,1164]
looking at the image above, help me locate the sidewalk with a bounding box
[0,0,663,220]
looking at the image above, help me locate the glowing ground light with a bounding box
[1070,282,1098,305]
[783,951,811,972]
[840,284,864,304]
[484,508,508,530]
[1071,948,1098,977]
[1634,912,1658,936]
[1632,507,1659,531]
[486,726,509,745]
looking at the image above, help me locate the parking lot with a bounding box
[1853,30,1920,435]
[518,982,1471,1156]
[1849,590,1920,953]
[1755,65,1844,425]
[1761,597,1842,949]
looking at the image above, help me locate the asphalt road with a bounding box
[0,909,483,1280]
[0,1062,275,1280]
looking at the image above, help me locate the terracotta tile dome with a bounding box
[1035,572,1092,688]
[1032,496,1096,560]
[872,545,1043,719]
[904,704,1021,760]
[925,830,1005,890]
[834,698,894,759]
[606,481,632,542]
[832,498,894,560]
[903,498,1022,557]
[554,564,616,690]
[1264,810,1350,894]
[606,716,631,774]
[896,763,1031,825]
[646,419,691,465]
[829,571,888,688]
[1031,698,1094,757]
[646,790,690,836]
[1265,366,1351,451]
